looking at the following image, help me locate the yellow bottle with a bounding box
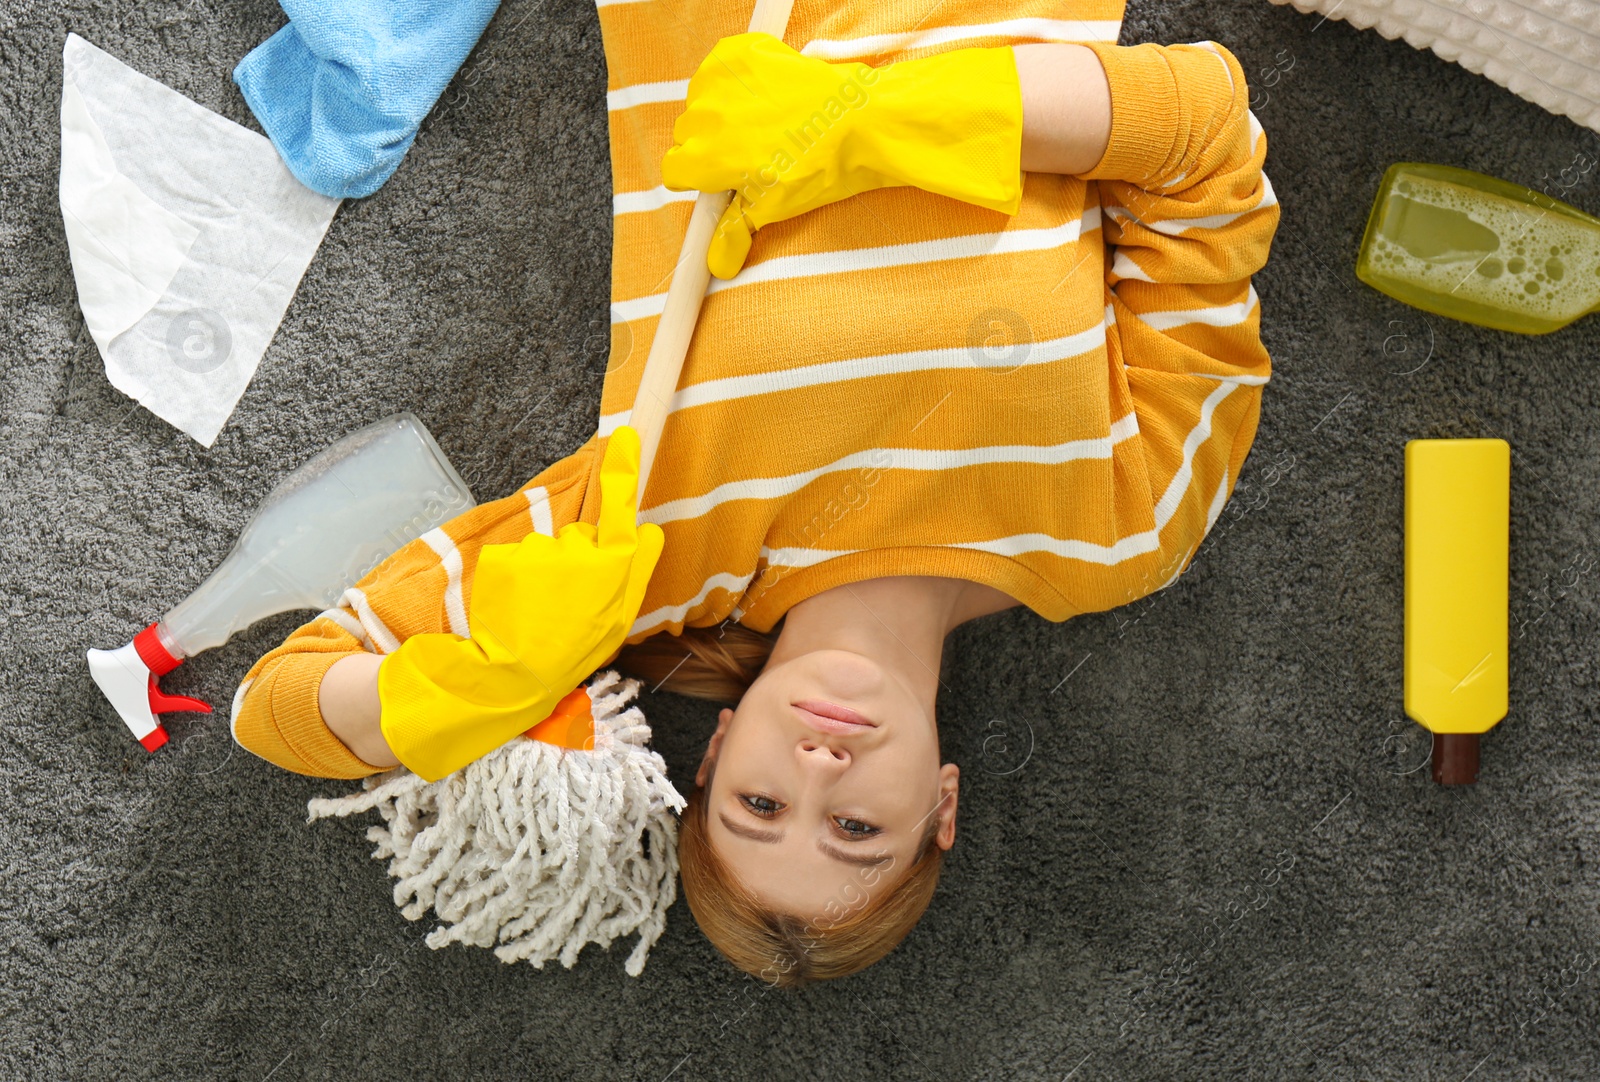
[1404,439,1510,784]
[1358,163,1600,335]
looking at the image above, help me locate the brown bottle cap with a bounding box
[1432,732,1480,785]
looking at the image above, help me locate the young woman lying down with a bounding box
[233,1,1279,986]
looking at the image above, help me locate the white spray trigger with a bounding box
[88,641,167,751]
[87,629,213,753]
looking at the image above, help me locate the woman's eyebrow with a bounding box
[719,812,781,843]
[818,841,891,867]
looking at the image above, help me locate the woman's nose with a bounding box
[797,739,849,768]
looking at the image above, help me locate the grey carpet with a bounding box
[4,1,1600,1078]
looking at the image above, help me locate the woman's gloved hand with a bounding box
[377,426,665,782]
[661,33,1025,279]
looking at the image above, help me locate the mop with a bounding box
[305,671,682,975]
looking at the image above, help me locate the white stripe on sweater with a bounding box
[1110,250,1154,282]
[763,528,1163,567]
[643,413,1141,525]
[1137,285,1259,331]
[629,570,756,636]
[1152,381,1239,532]
[342,587,402,655]
[598,321,1108,435]
[612,205,1101,324]
[1113,173,1278,236]
[314,605,374,650]
[800,19,1122,60]
[525,486,555,536]
[765,458,1227,578]
[613,185,698,215]
[606,79,688,111]
[1159,543,1194,590]
[1204,469,1230,533]
[637,527,1157,636]
[229,678,254,743]
[421,528,470,638]
[717,206,1097,290]
[759,544,846,569]
[1155,469,1233,591]
[959,527,1160,563]
[637,526,1158,636]
[1194,371,1270,386]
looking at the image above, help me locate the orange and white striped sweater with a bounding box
[232,0,1280,779]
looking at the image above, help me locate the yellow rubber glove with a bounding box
[661,33,1025,279]
[377,426,665,782]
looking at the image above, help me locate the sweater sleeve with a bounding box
[1079,40,1279,581]
[230,439,601,777]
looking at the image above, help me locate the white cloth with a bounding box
[1269,0,1600,136]
[58,34,341,447]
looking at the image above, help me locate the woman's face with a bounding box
[696,647,959,922]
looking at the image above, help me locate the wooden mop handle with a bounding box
[630,0,796,496]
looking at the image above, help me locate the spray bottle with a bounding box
[88,413,474,751]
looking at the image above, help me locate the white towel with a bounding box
[58,34,341,447]
[1269,0,1600,135]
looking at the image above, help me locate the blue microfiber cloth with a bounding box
[233,0,503,199]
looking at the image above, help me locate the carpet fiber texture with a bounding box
[4,1,1600,1079]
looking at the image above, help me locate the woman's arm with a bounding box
[1071,40,1279,583]
[1014,44,1113,176]
[231,440,602,778]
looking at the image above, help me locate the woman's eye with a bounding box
[834,817,880,837]
[739,794,783,817]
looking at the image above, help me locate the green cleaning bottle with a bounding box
[1357,163,1600,335]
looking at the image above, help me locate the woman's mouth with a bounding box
[791,699,876,735]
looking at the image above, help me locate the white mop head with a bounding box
[306,671,685,976]
[1270,0,1600,135]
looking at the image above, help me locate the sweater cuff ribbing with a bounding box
[269,652,381,778]
[1078,42,1182,185]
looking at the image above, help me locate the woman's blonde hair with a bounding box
[616,623,945,987]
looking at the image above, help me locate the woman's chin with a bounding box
[790,647,889,700]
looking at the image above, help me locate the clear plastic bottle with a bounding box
[158,412,473,656]
[89,412,475,750]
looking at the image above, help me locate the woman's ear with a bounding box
[694,707,735,788]
[935,762,960,850]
